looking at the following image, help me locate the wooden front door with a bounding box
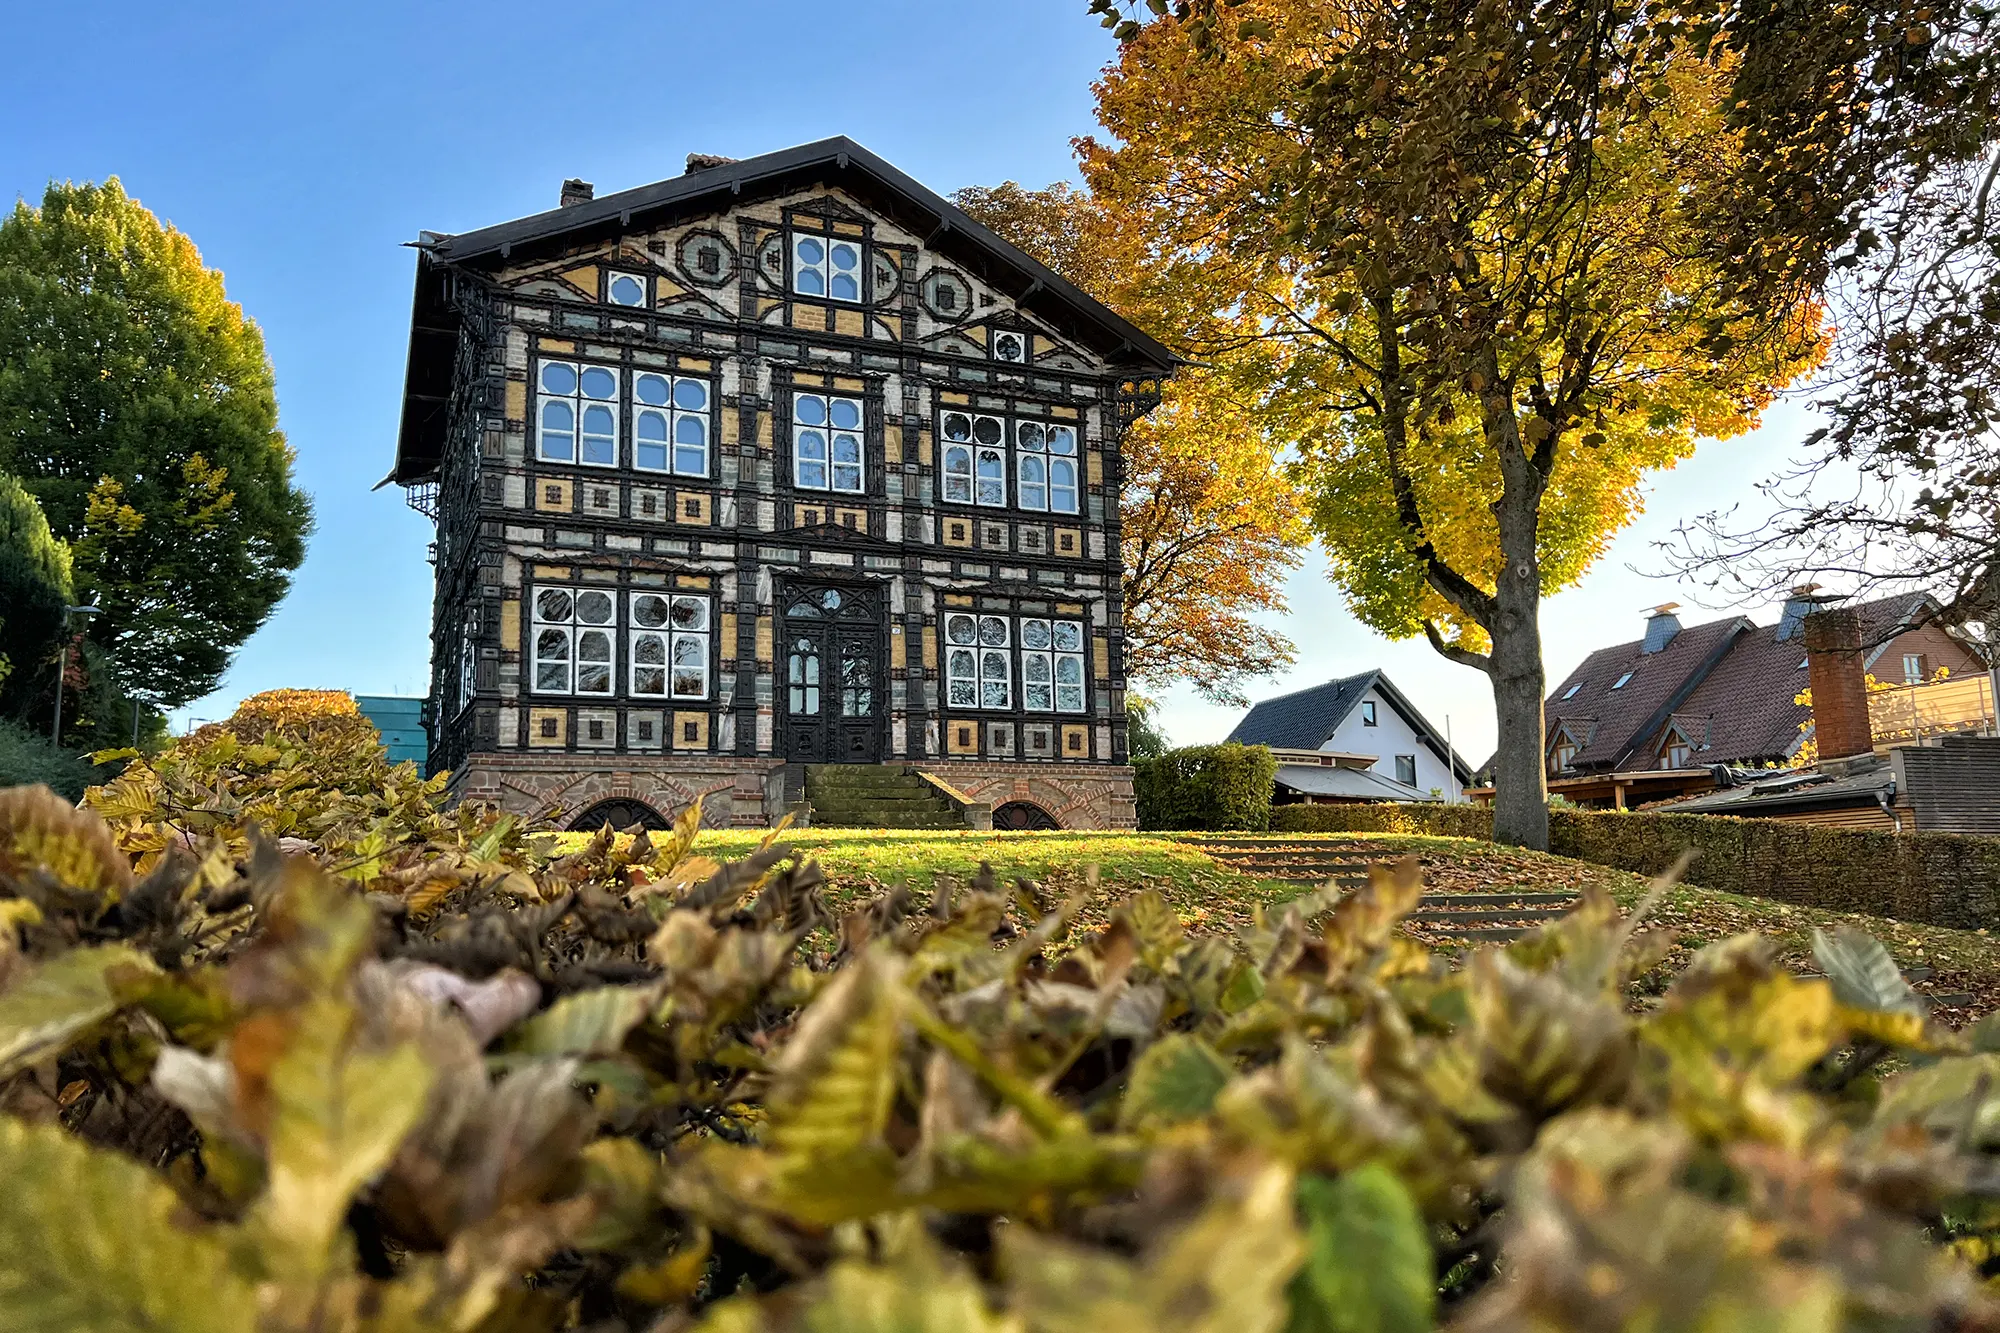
[780,582,884,764]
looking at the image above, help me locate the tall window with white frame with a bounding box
[629,593,711,701]
[792,234,863,302]
[1020,618,1087,713]
[634,372,710,478]
[531,587,615,697]
[456,610,478,715]
[944,613,1013,709]
[939,411,1007,506]
[794,393,865,494]
[1015,420,1080,514]
[537,361,619,466]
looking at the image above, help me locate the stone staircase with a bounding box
[1191,837,1579,943]
[804,764,969,829]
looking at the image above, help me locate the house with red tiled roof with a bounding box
[1477,589,1986,809]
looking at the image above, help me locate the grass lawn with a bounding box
[568,826,2000,1019]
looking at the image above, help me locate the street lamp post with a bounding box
[50,604,101,745]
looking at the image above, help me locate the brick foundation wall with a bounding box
[919,762,1137,830]
[449,754,783,829]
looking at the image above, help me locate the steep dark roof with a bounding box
[1226,671,1475,784]
[391,137,1179,484]
[1544,615,1753,771]
[1656,592,1938,765]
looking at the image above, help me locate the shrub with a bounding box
[1270,801,1495,838]
[4,774,2000,1329]
[0,719,105,802]
[0,470,71,706]
[1134,741,1276,830]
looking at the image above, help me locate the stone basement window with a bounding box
[531,587,615,696]
[793,393,865,493]
[629,593,711,700]
[791,233,862,302]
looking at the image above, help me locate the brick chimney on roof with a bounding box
[1803,605,1873,763]
[559,178,594,208]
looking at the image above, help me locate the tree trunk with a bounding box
[1486,376,1552,851]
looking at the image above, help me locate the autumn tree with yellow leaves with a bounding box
[1080,0,1828,847]
[954,183,1310,706]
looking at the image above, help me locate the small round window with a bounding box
[608,273,645,306]
[993,332,1025,362]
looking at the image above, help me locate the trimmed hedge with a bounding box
[1135,742,1276,831]
[0,720,108,803]
[1264,800,2000,930]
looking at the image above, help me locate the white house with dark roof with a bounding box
[1224,671,1472,804]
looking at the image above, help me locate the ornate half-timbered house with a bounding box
[388,138,1175,831]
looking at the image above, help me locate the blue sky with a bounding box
[1,0,1815,761]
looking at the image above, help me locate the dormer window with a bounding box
[792,234,862,302]
[607,272,647,306]
[1612,672,1634,690]
[1561,683,1582,700]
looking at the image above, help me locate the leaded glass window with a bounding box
[536,360,618,466]
[629,593,710,700]
[939,411,1079,513]
[794,393,865,493]
[1019,618,1086,713]
[792,233,863,302]
[943,613,1012,710]
[634,373,710,477]
[532,586,615,696]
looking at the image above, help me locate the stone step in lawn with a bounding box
[1409,905,1572,924]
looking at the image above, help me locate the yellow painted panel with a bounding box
[1087,451,1104,485]
[884,423,901,464]
[535,479,573,514]
[1094,638,1111,678]
[833,308,865,338]
[674,573,713,590]
[891,629,906,670]
[720,613,737,656]
[918,430,932,466]
[921,631,937,670]
[538,338,576,354]
[674,492,712,526]
[563,265,599,296]
[678,356,713,372]
[1056,602,1085,615]
[831,220,866,238]
[504,379,526,418]
[499,600,521,650]
[756,412,772,446]
[757,298,783,319]
[755,616,774,662]
[944,594,975,607]
[1053,529,1082,559]
[655,277,686,301]
[939,391,971,406]
[796,504,826,528]
[946,719,980,755]
[833,508,867,534]
[832,375,865,392]
[1049,404,1080,420]
[672,711,711,752]
[941,516,974,548]
[534,564,571,578]
[528,708,567,749]
[722,409,739,445]
[1062,724,1091,759]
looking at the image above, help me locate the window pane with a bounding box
[634,635,666,664]
[1020,619,1052,649]
[578,664,612,693]
[948,649,976,678]
[796,428,827,460]
[942,412,973,441]
[637,410,669,442]
[536,662,568,691]
[671,596,708,630]
[795,268,825,296]
[675,444,706,475]
[540,361,577,395]
[798,460,828,488]
[672,667,706,698]
[946,614,977,645]
[949,680,977,706]
[610,274,644,305]
[636,373,670,406]
[973,415,1003,444]
[1049,426,1077,454]
[981,678,1010,709]
[635,667,666,694]
[1051,459,1078,511]
[536,628,571,660]
[675,415,707,446]
[979,617,1009,646]
[1052,621,1082,651]
[1026,684,1053,710]
[577,629,612,661]
[672,636,705,665]
[536,590,573,623]
[580,367,617,399]
[539,401,574,461]
[1025,655,1052,682]
[674,378,708,410]
[830,273,859,301]
[795,236,825,265]
[830,242,859,271]
[1017,421,1045,449]
[831,432,861,463]
[832,464,863,492]
[575,591,614,624]
[581,406,616,463]
[632,594,669,628]
[796,393,828,426]
[1055,656,1084,684]
[1056,685,1084,712]
[829,398,861,430]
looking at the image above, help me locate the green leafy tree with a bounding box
[0,179,311,708]
[1082,0,1826,848]
[0,470,70,703]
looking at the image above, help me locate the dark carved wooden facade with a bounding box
[390,138,1176,830]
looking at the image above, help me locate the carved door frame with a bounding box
[778,579,886,764]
